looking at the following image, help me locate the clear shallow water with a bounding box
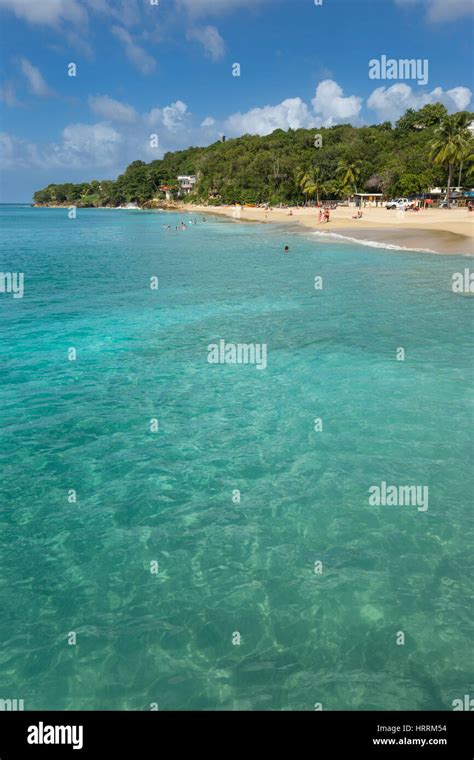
[0,206,472,711]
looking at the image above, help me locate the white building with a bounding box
[349,193,384,208]
[430,186,463,193]
[177,176,196,195]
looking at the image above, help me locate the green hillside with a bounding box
[33,105,474,207]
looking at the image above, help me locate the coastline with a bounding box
[180,203,474,255]
[31,202,474,255]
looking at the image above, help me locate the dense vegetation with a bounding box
[33,105,474,207]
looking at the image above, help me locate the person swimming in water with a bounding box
[284,245,290,253]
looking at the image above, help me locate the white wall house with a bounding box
[159,185,173,201]
[429,187,463,195]
[349,193,384,207]
[177,176,196,195]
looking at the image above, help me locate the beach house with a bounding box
[424,187,465,207]
[350,193,384,208]
[159,185,173,201]
[177,176,197,195]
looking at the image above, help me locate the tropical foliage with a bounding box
[430,113,472,205]
[33,105,474,207]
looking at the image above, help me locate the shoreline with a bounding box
[31,202,474,255]
[180,203,474,256]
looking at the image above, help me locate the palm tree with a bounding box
[431,115,470,208]
[336,159,361,201]
[297,167,328,205]
[323,178,348,201]
[466,153,474,179]
[310,167,327,204]
[458,141,474,187]
[452,113,473,187]
[296,169,313,205]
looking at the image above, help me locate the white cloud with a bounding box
[146,101,190,132]
[395,0,474,22]
[439,86,472,111]
[85,0,140,27]
[0,0,269,26]
[224,80,363,136]
[0,132,41,168]
[18,58,54,97]
[111,26,156,75]
[1,123,124,170]
[0,102,192,173]
[3,78,471,182]
[147,107,163,125]
[0,81,20,107]
[0,0,144,28]
[0,92,191,176]
[162,101,189,131]
[311,80,363,125]
[0,0,86,26]
[89,95,137,123]
[186,25,226,60]
[176,0,267,17]
[367,83,472,122]
[53,123,124,168]
[225,97,317,136]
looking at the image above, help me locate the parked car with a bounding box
[386,198,411,210]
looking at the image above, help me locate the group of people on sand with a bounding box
[318,208,331,224]
[352,210,363,220]
[162,217,207,231]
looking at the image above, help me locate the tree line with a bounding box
[33,104,474,208]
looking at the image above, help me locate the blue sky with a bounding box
[0,0,473,200]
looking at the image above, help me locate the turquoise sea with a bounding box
[0,205,472,711]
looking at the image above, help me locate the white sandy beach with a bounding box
[182,204,474,255]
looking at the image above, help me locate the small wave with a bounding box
[312,230,438,254]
